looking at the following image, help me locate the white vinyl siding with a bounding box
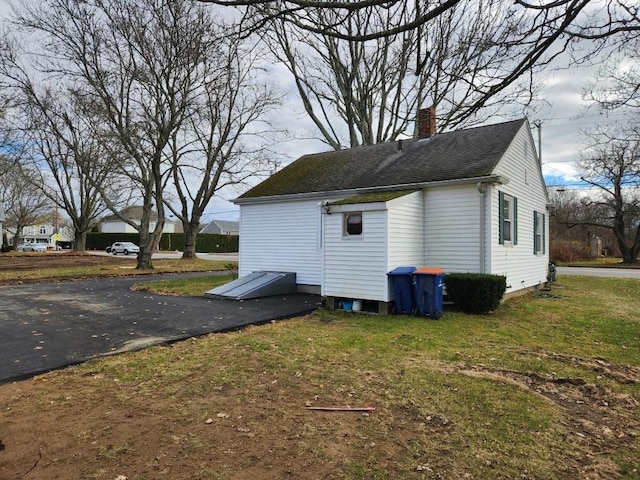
[100,221,175,233]
[101,221,138,233]
[322,192,424,302]
[491,123,549,292]
[238,199,326,286]
[423,186,482,272]
[323,206,388,301]
[387,191,424,269]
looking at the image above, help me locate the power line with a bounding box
[540,119,630,128]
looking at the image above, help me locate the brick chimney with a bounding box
[417,106,436,139]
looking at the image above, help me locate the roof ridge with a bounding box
[238,117,527,200]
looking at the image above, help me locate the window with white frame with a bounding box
[534,211,546,254]
[39,225,47,234]
[499,192,517,245]
[344,212,362,236]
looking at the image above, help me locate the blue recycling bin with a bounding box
[387,266,417,314]
[413,267,444,319]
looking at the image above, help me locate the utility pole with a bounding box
[532,120,542,164]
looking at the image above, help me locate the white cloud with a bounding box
[3,2,636,212]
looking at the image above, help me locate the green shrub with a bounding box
[444,273,507,314]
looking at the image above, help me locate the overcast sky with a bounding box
[1,0,634,221]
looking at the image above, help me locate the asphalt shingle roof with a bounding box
[239,118,526,199]
[200,220,240,234]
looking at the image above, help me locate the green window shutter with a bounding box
[498,191,504,245]
[542,214,546,254]
[533,211,538,254]
[513,197,518,245]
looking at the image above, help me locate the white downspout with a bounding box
[477,182,486,274]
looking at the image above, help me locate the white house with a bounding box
[233,108,549,311]
[100,206,180,233]
[5,223,58,248]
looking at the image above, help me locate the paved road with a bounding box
[0,273,319,383]
[557,266,640,279]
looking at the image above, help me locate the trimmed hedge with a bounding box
[87,233,139,250]
[444,273,507,314]
[179,233,239,253]
[86,232,238,253]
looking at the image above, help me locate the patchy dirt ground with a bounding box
[1,347,638,480]
[0,251,133,273]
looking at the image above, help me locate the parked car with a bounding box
[110,241,140,256]
[16,242,48,252]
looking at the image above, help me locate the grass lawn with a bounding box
[131,273,237,296]
[1,272,639,479]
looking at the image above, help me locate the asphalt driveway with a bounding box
[0,273,320,383]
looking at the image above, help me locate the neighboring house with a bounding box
[100,206,181,233]
[200,220,239,236]
[6,223,57,248]
[233,108,549,311]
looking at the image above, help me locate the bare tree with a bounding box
[264,7,417,149]
[548,188,610,261]
[0,163,50,248]
[0,42,132,251]
[166,36,278,259]
[264,2,545,149]
[10,0,241,269]
[198,0,640,129]
[198,0,640,43]
[556,122,640,264]
[0,155,12,246]
[583,46,640,112]
[580,0,640,113]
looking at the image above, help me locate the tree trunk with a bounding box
[618,238,639,264]
[137,247,154,270]
[136,229,155,270]
[181,221,199,259]
[73,230,87,251]
[136,221,164,270]
[613,216,639,264]
[12,233,23,249]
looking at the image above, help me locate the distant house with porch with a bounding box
[5,223,62,248]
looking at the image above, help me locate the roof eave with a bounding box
[233,174,507,205]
